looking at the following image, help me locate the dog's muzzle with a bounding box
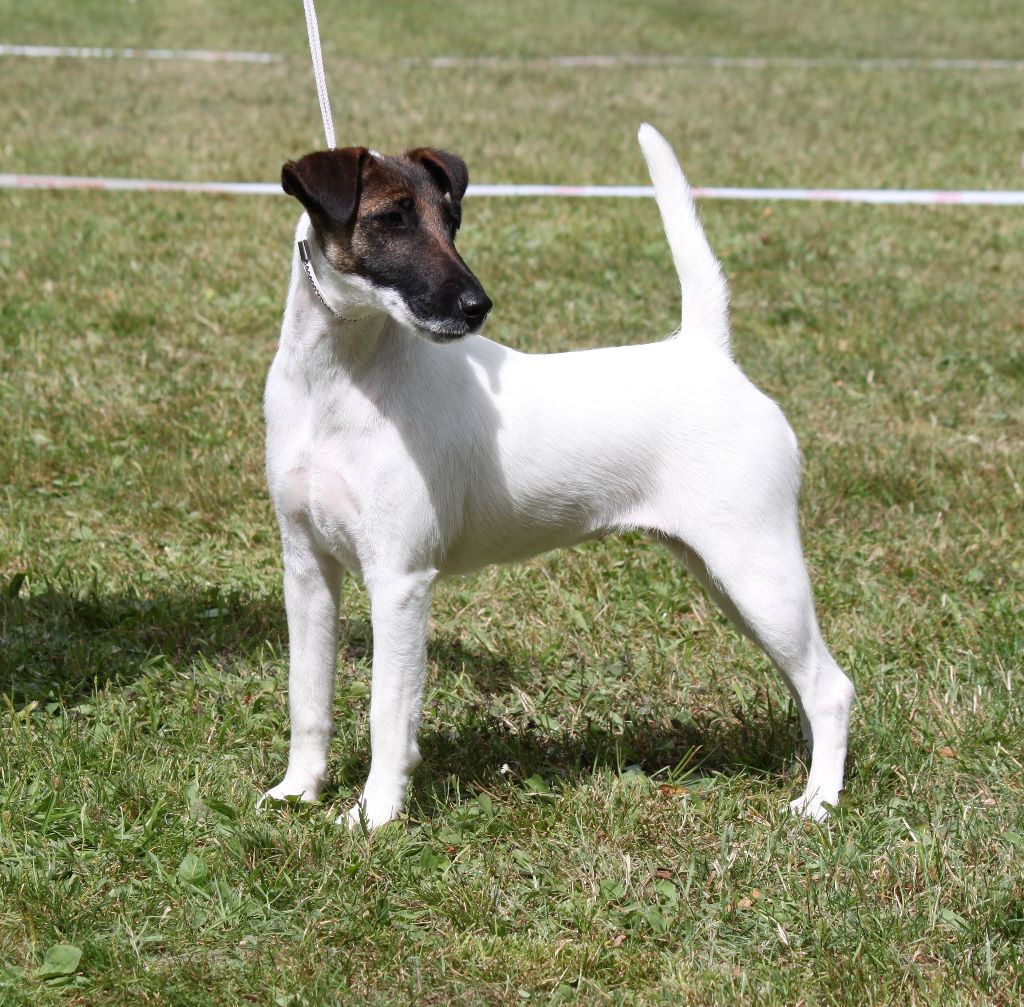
[417,278,492,339]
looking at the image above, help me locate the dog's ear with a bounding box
[281,147,369,230]
[406,147,469,211]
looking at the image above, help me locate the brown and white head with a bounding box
[281,145,492,340]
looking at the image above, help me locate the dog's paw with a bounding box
[258,776,323,809]
[787,793,833,822]
[339,797,404,832]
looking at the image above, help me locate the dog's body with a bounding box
[263,125,854,828]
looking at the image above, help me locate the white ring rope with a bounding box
[4,172,1024,205]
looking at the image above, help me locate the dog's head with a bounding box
[281,145,492,339]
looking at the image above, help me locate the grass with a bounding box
[1,1,1022,1003]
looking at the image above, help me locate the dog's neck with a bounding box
[282,217,393,361]
[294,219,379,324]
[297,237,359,324]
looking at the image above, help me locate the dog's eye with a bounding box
[376,208,411,232]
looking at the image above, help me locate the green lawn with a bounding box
[1,2,1022,1004]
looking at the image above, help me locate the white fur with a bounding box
[262,124,854,828]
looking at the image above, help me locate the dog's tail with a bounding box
[638,123,731,356]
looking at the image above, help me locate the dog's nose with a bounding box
[459,289,493,324]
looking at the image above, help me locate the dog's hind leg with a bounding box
[663,524,854,821]
[343,569,435,830]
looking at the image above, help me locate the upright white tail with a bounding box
[637,123,731,355]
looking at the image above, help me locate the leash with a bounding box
[302,0,335,148]
[297,0,356,321]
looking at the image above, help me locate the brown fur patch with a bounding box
[323,152,461,274]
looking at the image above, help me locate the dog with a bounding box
[262,124,854,829]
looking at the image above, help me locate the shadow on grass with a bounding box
[403,703,803,820]
[1,579,802,806]
[0,580,287,705]
[336,626,804,814]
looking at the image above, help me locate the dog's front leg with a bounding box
[265,530,342,804]
[344,570,434,830]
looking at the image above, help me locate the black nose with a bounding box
[459,288,493,324]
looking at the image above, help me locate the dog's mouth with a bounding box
[405,285,493,341]
[412,312,489,342]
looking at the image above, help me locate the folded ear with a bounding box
[281,147,369,229]
[406,147,469,204]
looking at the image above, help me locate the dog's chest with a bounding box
[311,465,364,569]
[276,447,364,571]
[267,351,377,568]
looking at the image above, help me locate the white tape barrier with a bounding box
[0,174,280,195]
[1,44,1021,72]
[472,184,1024,205]
[419,54,1024,71]
[0,43,280,63]
[2,172,1023,205]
